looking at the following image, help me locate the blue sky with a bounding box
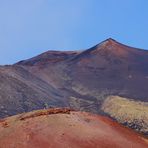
[0,0,148,64]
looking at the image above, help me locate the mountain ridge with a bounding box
[0,39,148,133]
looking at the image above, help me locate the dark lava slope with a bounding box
[0,38,148,118]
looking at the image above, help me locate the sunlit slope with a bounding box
[0,108,147,148]
[101,96,148,136]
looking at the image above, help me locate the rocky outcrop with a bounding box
[19,107,72,120]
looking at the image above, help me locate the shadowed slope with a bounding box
[66,38,148,101]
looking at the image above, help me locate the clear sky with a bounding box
[0,0,148,65]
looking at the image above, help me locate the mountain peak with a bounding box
[91,38,120,51]
[106,38,117,42]
[99,38,119,47]
[87,38,133,57]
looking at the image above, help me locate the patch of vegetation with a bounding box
[101,96,148,136]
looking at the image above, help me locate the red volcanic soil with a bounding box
[0,108,147,148]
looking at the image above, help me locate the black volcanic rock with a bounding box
[0,38,148,118]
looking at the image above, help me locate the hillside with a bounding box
[0,38,148,136]
[101,96,148,136]
[0,108,147,148]
[0,38,148,118]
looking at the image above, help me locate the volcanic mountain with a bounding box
[16,38,148,103]
[0,108,147,148]
[0,38,148,135]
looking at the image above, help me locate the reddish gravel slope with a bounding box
[0,108,147,148]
